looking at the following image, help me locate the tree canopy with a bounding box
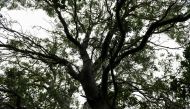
[0,0,190,109]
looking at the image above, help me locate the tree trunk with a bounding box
[83,99,110,109]
[80,74,111,109]
[79,60,111,109]
[87,98,110,109]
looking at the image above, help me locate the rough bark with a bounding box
[82,87,111,109]
[88,99,110,109]
[82,81,111,109]
[79,60,111,109]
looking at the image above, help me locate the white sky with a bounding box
[150,33,184,77]
[0,8,55,38]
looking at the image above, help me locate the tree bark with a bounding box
[81,80,111,109]
[86,99,110,109]
[79,60,111,109]
[80,75,111,109]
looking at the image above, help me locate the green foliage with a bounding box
[0,62,79,109]
[0,0,190,109]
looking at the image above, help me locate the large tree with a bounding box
[0,0,190,109]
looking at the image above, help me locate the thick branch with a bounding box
[93,26,115,73]
[110,60,118,109]
[112,0,127,59]
[100,0,127,98]
[158,12,190,26]
[101,64,110,98]
[55,9,81,48]
[115,12,190,66]
[81,27,92,49]
[158,1,177,22]
[100,31,114,60]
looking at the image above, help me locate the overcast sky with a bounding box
[0,8,54,38]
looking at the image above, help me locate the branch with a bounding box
[93,27,115,73]
[115,12,190,67]
[158,1,177,22]
[158,12,190,27]
[73,0,79,39]
[111,0,127,60]
[101,0,127,98]
[46,0,81,49]
[0,26,48,54]
[81,26,92,50]
[110,61,118,108]
[51,1,92,65]
[153,23,175,34]
[55,9,81,48]
[101,64,110,98]
[101,51,117,100]
[94,0,127,72]
[148,41,182,50]
[105,0,113,20]
[0,44,79,80]
[100,31,114,60]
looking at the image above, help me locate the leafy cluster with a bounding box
[0,0,190,109]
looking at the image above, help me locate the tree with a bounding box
[168,44,190,109]
[0,0,190,109]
